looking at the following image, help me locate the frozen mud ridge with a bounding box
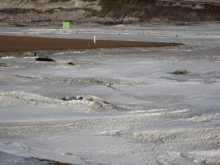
[0,25,220,165]
[0,91,117,111]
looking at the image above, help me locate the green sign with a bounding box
[63,22,70,29]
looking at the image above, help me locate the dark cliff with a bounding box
[0,0,219,26]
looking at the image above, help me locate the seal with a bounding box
[0,63,13,67]
[35,56,56,62]
[174,69,191,75]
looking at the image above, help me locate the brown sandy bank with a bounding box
[0,35,183,53]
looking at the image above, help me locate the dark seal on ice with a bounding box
[67,62,75,65]
[35,56,56,62]
[174,69,191,75]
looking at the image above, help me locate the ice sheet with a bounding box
[0,24,220,165]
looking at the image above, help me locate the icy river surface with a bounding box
[0,24,220,165]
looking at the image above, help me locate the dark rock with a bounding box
[35,56,56,62]
[174,69,191,75]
